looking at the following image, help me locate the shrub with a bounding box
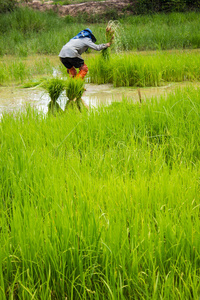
[0,0,17,13]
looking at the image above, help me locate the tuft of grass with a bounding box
[47,100,63,115]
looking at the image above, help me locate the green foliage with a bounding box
[48,100,63,115]
[65,77,85,101]
[1,49,200,87]
[65,77,86,111]
[0,7,62,35]
[131,0,200,14]
[0,0,17,13]
[0,87,200,298]
[42,78,65,102]
[87,50,200,87]
[1,9,200,55]
[101,21,115,61]
[0,57,55,85]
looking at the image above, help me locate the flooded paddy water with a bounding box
[0,81,200,118]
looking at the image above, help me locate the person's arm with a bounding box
[84,38,110,51]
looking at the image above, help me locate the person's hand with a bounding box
[106,42,111,47]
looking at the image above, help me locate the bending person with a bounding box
[59,28,111,79]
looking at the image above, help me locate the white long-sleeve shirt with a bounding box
[59,37,108,59]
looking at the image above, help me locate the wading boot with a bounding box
[76,64,88,79]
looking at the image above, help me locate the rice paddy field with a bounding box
[0,86,200,299]
[1,49,200,87]
[0,6,200,300]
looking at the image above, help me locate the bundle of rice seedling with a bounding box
[65,77,85,101]
[101,20,120,60]
[42,78,65,103]
[65,77,86,111]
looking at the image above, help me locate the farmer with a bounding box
[59,28,111,79]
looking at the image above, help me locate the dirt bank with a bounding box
[21,0,132,17]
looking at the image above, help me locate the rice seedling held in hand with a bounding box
[101,21,115,61]
[65,77,87,111]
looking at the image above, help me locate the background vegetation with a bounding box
[0,0,17,13]
[132,0,200,14]
[0,8,200,56]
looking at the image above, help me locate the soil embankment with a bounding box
[21,0,132,17]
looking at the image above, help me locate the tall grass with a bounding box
[87,50,200,86]
[1,50,200,87]
[0,56,57,85]
[0,86,200,299]
[0,8,200,56]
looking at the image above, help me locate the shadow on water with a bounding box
[0,82,200,118]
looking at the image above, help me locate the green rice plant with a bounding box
[1,9,200,56]
[88,55,112,84]
[65,77,85,111]
[2,49,200,87]
[22,78,45,88]
[0,87,200,299]
[101,21,115,60]
[47,100,63,115]
[88,50,200,87]
[42,78,65,102]
[0,56,56,85]
[9,60,28,83]
[42,78,65,115]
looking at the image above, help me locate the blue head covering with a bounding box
[71,28,97,43]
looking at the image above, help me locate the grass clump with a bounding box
[1,50,200,87]
[41,77,86,113]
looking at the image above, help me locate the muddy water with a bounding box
[0,82,199,117]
